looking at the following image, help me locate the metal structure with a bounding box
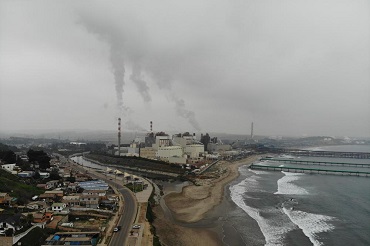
[251,164,370,177]
[259,158,370,168]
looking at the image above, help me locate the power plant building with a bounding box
[185,144,204,159]
[140,130,206,164]
[156,146,184,161]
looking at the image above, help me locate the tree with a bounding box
[66,176,76,183]
[27,149,50,169]
[0,150,16,163]
[26,213,34,225]
[33,172,40,179]
[49,168,61,180]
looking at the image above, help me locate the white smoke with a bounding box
[78,10,201,131]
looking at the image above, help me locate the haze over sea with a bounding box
[227,145,370,246]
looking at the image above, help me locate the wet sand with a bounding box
[153,155,259,246]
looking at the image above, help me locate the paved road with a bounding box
[68,159,137,246]
[110,186,137,246]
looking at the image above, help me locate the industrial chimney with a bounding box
[118,118,121,156]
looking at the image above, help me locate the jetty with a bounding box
[281,150,370,159]
[250,164,370,177]
[260,158,370,168]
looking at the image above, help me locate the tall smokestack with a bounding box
[251,122,254,139]
[150,121,153,133]
[118,118,121,156]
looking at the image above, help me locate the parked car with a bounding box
[132,224,141,229]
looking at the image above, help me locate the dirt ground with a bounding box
[137,202,154,246]
[152,205,221,246]
[152,156,259,246]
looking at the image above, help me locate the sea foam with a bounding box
[249,169,270,175]
[230,178,295,245]
[274,172,309,195]
[283,208,335,246]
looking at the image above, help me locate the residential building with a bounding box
[37,181,58,190]
[79,195,99,209]
[62,195,80,207]
[33,211,53,223]
[42,232,100,246]
[39,172,50,179]
[67,183,78,192]
[17,171,35,178]
[82,190,106,197]
[39,193,58,204]
[0,193,11,205]
[1,163,16,174]
[45,190,64,198]
[26,201,47,210]
[46,181,60,189]
[51,203,68,213]
[0,213,23,234]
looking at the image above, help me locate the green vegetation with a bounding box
[27,149,51,169]
[125,183,144,193]
[146,186,161,246]
[0,169,43,204]
[147,204,162,246]
[86,153,185,175]
[0,143,16,163]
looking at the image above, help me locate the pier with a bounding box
[260,158,370,168]
[250,164,370,177]
[281,150,370,159]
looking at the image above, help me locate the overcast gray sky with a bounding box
[0,0,369,137]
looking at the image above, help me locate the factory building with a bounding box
[173,132,205,163]
[152,134,171,149]
[140,147,156,159]
[140,129,206,165]
[207,142,232,152]
[156,146,184,160]
[185,144,204,159]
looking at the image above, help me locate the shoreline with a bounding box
[153,155,259,246]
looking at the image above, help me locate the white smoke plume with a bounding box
[170,95,201,131]
[78,10,201,130]
[78,15,127,113]
[110,40,126,111]
[130,63,151,103]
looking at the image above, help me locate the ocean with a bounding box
[226,145,370,246]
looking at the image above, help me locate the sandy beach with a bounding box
[153,155,259,246]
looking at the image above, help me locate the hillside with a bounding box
[0,169,43,204]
